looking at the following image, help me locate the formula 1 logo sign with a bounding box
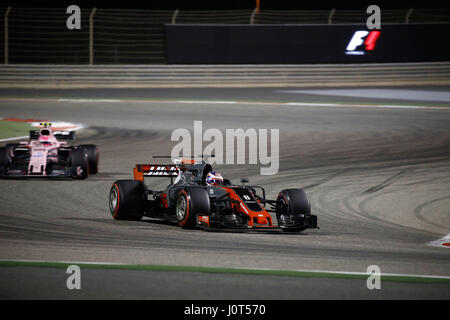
[345,30,381,55]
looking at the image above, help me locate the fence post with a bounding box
[328,8,335,24]
[4,6,11,64]
[250,8,258,24]
[89,7,97,65]
[171,9,179,24]
[405,8,413,24]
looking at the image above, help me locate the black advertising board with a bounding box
[165,23,450,64]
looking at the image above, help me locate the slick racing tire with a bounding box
[70,148,89,179]
[276,188,311,232]
[0,147,9,166]
[109,180,146,221]
[0,147,10,174]
[79,144,99,174]
[176,187,210,228]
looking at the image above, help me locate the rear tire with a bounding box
[176,187,210,228]
[70,148,89,179]
[79,144,99,174]
[109,180,146,221]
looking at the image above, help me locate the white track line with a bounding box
[177,100,237,104]
[57,99,122,103]
[174,100,446,110]
[1,97,448,110]
[1,259,449,280]
[177,100,441,109]
[237,266,450,280]
[0,135,28,142]
[286,102,339,107]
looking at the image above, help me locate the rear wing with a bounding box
[54,131,75,140]
[133,164,179,182]
[29,130,75,141]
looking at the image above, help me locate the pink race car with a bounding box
[0,123,98,179]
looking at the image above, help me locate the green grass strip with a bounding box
[0,260,449,284]
[0,120,32,139]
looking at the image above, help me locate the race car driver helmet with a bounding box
[39,130,51,145]
[206,171,224,186]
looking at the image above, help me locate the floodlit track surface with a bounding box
[0,87,449,299]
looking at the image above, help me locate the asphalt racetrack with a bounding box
[0,87,449,299]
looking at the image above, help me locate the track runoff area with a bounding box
[0,87,449,303]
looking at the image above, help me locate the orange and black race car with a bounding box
[108,157,318,232]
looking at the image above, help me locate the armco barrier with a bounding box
[0,62,449,88]
[166,24,450,64]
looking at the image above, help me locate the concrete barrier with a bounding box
[0,62,449,88]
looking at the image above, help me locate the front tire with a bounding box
[276,188,311,232]
[0,147,9,166]
[79,144,99,174]
[0,147,10,175]
[176,187,210,228]
[109,180,146,221]
[70,148,89,179]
